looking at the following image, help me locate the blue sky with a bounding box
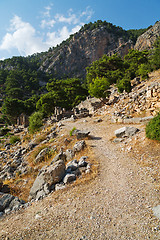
[0,0,159,60]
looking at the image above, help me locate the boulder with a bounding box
[34,148,48,163]
[72,129,90,139]
[78,156,88,167]
[63,174,76,184]
[55,183,66,191]
[65,149,75,161]
[0,193,25,213]
[51,151,66,164]
[0,194,14,212]
[114,126,139,138]
[73,140,86,152]
[66,159,78,171]
[29,160,66,200]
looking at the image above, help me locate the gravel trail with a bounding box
[0,117,160,240]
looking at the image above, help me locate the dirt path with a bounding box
[0,116,160,239]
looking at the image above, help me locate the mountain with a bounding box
[38,22,135,79]
[135,21,160,51]
[0,20,159,80]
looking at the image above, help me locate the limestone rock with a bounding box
[115,126,139,138]
[65,149,75,161]
[135,21,160,51]
[73,140,86,152]
[34,148,49,163]
[29,160,66,200]
[63,174,76,184]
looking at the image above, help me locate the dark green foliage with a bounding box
[88,77,110,98]
[37,78,88,116]
[10,135,21,144]
[146,113,160,141]
[117,78,131,93]
[150,37,160,70]
[24,95,40,116]
[86,54,125,85]
[29,111,44,133]
[127,26,152,43]
[2,98,24,124]
[0,127,10,136]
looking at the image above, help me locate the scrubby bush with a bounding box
[146,113,160,141]
[70,127,77,136]
[117,78,131,93]
[10,135,21,144]
[0,127,10,136]
[29,111,43,133]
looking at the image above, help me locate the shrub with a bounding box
[29,111,43,133]
[10,135,21,144]
[117,78,131,93]
[0,127,10,136]
[70,127,76,136]
[146,113,160,141]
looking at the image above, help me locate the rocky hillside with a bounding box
[135,21,160,51]
[0,70,160,239]
[39,24,134,78]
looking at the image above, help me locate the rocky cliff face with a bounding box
[135,21,160,51]
[39,26,134,79]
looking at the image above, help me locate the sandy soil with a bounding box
[0,115,160,240]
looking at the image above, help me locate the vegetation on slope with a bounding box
[146,113,160,141]
[0,20,159,126]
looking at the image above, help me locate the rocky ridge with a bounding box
[39,26,134,78]
[135,20,160,51]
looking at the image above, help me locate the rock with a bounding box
[0,193,25,213]
[64,138,71,146]
[113,138,124,143]
[0,193,15,212]
[51,151,66,164]
[114,126,139,138]
[29,160,66,200]
[0,212,3,217]
[36,190,46,200]
[66,159,78,171]
[72,168,81,176]
[55,183,66,191]
[78,156,88,167]
[63,174,76,184]
[135,21,160,51]
[47,131,57,140]
[65,149,75,161]
[34,148,49,163]
[28,142,37,150]
[73,141,86,152]
[72,129,90,139]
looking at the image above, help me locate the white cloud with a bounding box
[55,12,79,25]
[41,19,56,29]
[81,6,94,21]
[0,15,48,56]
[0,6,94,58]
[42,5,53,18]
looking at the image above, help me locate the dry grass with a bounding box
[2,129,98,202]
[130,133,160,192]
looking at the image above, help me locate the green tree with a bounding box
[36,91,62,116]
[88,77,110,98]
[150,37,160,70]
[2,98,24,124]
[117,77,131,93]
[29,111,43,133]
